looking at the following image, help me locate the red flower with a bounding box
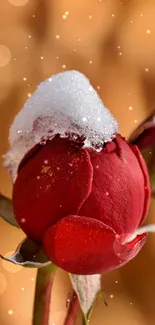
[13,134,150,275]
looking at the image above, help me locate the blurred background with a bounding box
[0,0,155,324]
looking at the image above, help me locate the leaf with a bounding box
[0,194,19,227]
[0,237,51,268]
[98,290,108,306]
[69,274,101,321]
[129,111,155,196]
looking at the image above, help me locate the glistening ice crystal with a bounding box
[4,70,118,180]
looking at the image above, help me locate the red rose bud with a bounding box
[130,111,155,196]
[13,134,150,275]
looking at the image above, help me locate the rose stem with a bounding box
[82,313,89,325]
[32,264,56,325]
[64,291,80,325]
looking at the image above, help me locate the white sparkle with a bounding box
[119,52,122,56]
[129,106,133,110]
[23,77,27,81]
[145,68,149,72]
[40,56,44,60]
[146,29,151,34]
[21,218,26,223]
[25,46,27,50]
[33,15,35,18]
[65,11,69,15]
[112,14,115,17]
[78,38,81,42]
[8,310,13,315]
[56,35,60,39]
[62,14,67,19]
[89,60,93,64]
[27,93,32,98]
[62,64,66,69]
[89,15,92,19]
[110,294,114,299]
[82,117,87,122]
[21,287,25,291]
[44,160,48,164]
[115,280,118,284]
[31,277,34,281]
[134,119,138,123]
[97,85,100,90]
[28,35,31,38]
[106,191,109,196]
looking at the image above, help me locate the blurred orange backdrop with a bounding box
[0,1,155,325]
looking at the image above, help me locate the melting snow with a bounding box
[4,70,118,180]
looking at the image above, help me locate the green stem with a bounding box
[64,291,80,325]
[82,312,89,325]
[32,264,56,325]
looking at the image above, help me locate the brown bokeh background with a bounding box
[0,0,155,324]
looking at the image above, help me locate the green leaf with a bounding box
[98,290,108,306]
[0,237,51,268]
[0,194,19,227]
[129,111,155,197]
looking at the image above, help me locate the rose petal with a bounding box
[0,237,50,268]
[129,145,150,225]
[79,135,148,238]
[13,136,93,242]
[43,215,147,275]
[129,111,155,196]
[129,111,155,150]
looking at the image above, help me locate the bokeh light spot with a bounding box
[8,0,29,6]
[0,45,11,67]
[8,310,13,315]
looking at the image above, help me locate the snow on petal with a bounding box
[4,70,118,180]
